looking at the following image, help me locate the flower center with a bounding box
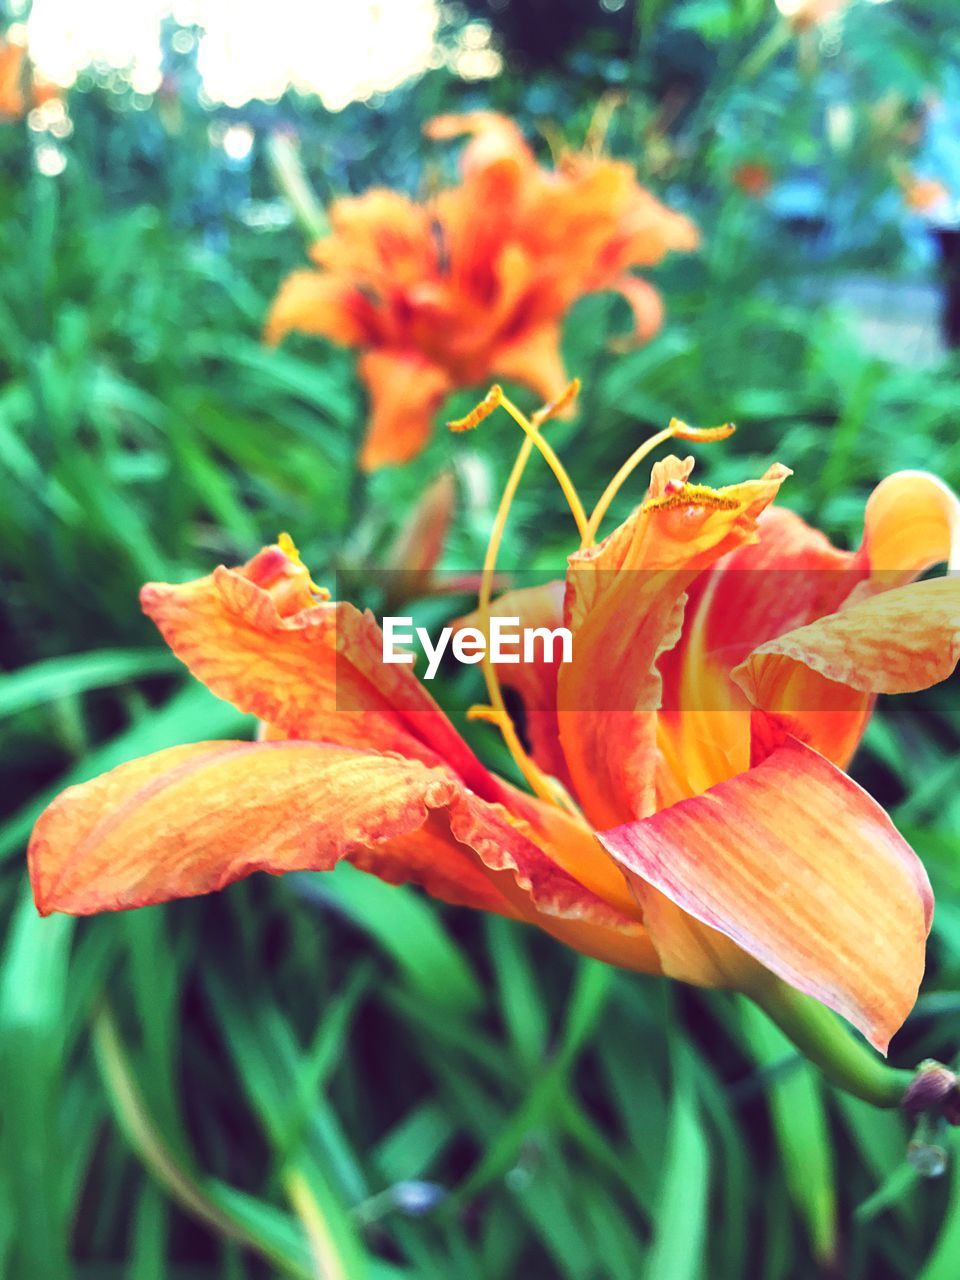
[448,384,735,811]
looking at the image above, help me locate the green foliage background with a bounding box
[1,0,959,1275]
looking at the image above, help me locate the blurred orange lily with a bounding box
[265,112,698,470]
[902,175,950,216]
[777,0,849,32]
[733,162,772,197]
[29,392,959,1064]
[0,37,58,121]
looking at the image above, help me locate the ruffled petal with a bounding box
[28,740,657,971]
[141,543,500,802]
[732,576,960,766]
[657,470,960,789]
[598,738,933,1052]
[357,350,453,470]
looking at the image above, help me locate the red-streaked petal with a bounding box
[558,463,791,826]
[598,738,932,1051]
[28,741,657,971]
[141,547,500,802]
[311,189,438,290]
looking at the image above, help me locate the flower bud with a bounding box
[903,1061,960,1125]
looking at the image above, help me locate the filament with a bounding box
[475,433,579,814]
[497,389,589,542]
[582,424,676,547]
[582,418,736,548]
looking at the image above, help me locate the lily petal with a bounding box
[424,111,534,176]
[598,738,933,1052]
[655,505,862,802]
[859,470,960,579]
[28,740,657,970]
[141,545,500,802]
[608,274,665,347]
[311,190,438,291]
[357,350,453,470]
[559,463,790,826]
[732,576,960,766]
[489,322,569,408]
[264,271,371,347]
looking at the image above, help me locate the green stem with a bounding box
[283,1168,350,1280]
[750,980,913,1108]
[737,21,792,84]
[267,132,328,243]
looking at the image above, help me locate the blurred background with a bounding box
[1,0,959,1276]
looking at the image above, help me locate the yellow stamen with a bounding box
[448,384,503,432]
[477,442,573,810]
[582,418,736,547]
[497,388,589,542]
[531,377,582,427]
[466,704,503,725]
[670,420,736,442]
[538,120,566,168]
[474,428,580,816]
[277,531,328,598]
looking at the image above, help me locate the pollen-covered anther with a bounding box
[448,385,503,433]
[531,377,582,427]
[645,483,741,514]
[275,532,329,599]
[669,418,737,442]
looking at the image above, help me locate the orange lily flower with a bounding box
[265,112,698,470]
[733,162,773,198]
[0,37,58,121]
[902,175,950,216]
[776,0,849,32]
[28,393,959,1066]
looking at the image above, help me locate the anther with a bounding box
[448,385,503,432]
